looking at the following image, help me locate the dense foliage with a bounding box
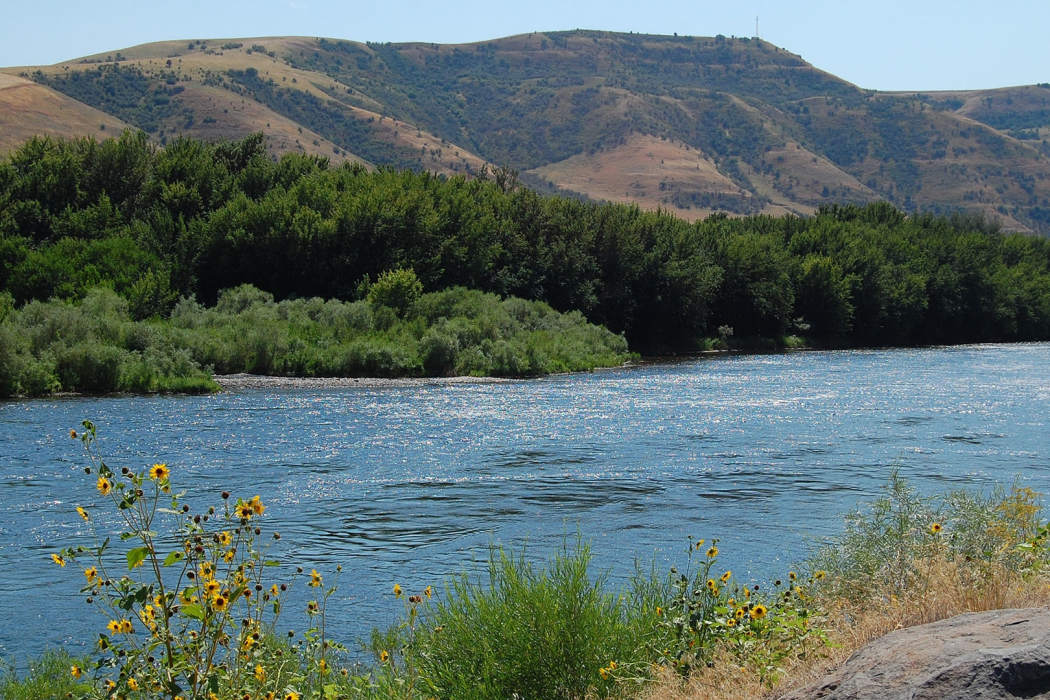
[3,131,1050,361]
[0,282,629,396]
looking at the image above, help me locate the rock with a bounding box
[780,608,1050,700]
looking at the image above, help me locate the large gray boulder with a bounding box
[780,608,1050,700]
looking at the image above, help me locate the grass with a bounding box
[404,540,655,700]
[642,473,1050,700]
[0,650,92,700]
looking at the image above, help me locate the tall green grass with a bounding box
[407,541,654,699]
[0,650,92,700]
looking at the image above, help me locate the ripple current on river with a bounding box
[2,343,1049,660]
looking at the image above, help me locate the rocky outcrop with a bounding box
[780,608,1050,700]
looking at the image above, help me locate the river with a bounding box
[1,343,1049,661]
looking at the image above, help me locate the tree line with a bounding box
[3,131,1050,352]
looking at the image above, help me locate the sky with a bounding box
[3,0,1047,91]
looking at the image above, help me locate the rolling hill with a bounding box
[4,31,1050,233]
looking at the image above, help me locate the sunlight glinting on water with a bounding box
[1,343,1049,659]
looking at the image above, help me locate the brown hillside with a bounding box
[0,74,128,154]
[530,133,755,221]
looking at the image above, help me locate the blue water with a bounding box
[2,344,1049,661]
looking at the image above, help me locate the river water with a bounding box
[2,344,1049,661]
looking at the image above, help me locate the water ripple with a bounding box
[2,343,1050,658]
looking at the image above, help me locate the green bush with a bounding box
[55,342,124,392]
[368,268,423,317]
[410,541,649,700]
[0,291,216,396]
[0,282,630,396]
[419,327,458,375]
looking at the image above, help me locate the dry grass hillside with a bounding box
[5,31,1050,232]
[0,73,128,153]
[1,37,489,175]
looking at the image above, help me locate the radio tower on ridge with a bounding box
[756,15,760,40]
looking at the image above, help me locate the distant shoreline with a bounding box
[212,373,515,390]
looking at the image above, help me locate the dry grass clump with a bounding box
[643,473,1050,700]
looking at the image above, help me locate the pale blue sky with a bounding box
[3,0,1046,91]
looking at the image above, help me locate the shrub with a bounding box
[367,268,422,317]
[419,327,458,375]
[54,342,124,392]
[0,281,630,396]
[808,472,1047,606]
[215,284,275,314]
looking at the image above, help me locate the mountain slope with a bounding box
[0,73,129,153]
[5,31,1050,233]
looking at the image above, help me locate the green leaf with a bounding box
[157,508,181,515]
[118,585,152,611]
[127,547,150,570]
[181,604,204,621]
[264,560,281,567]
[163,551,185,566]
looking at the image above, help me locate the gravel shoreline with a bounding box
[213,373,515,390]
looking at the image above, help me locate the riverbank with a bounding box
[213,372,515,390]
